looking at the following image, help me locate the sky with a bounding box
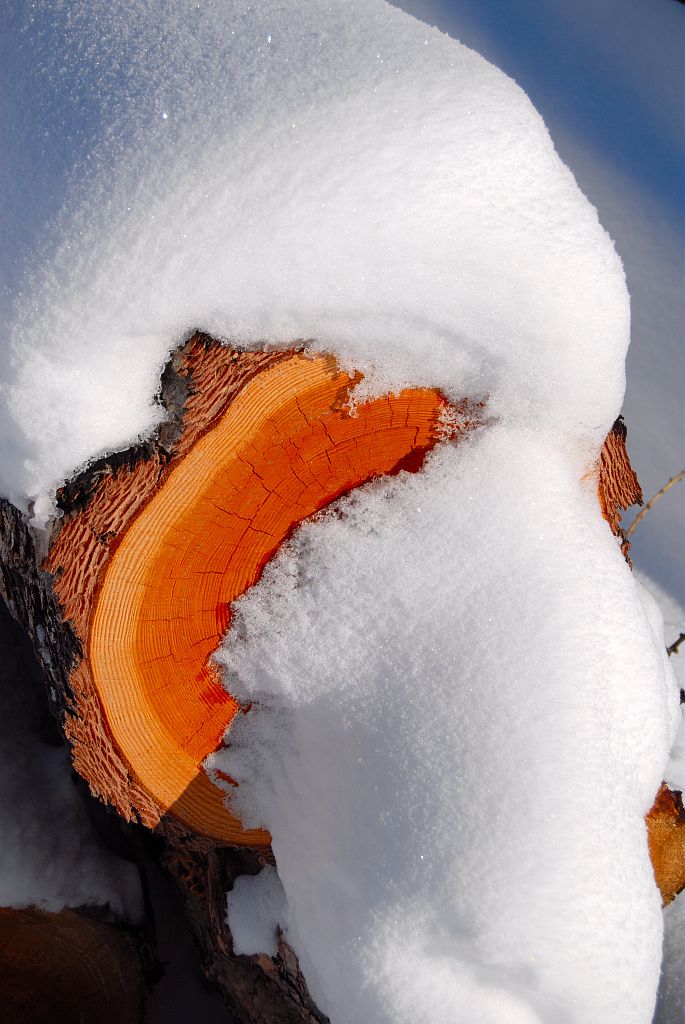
[398,0,683,219]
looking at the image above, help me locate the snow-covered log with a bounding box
[36,333,473,843]
[0,333,682,1023]
[0,332,480,1021]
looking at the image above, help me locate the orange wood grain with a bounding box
[89,352,452,842]
[46,343,286,831]
[40,339,684,900]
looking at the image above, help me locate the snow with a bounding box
[635,572,684,794]
[399,0,685,603]
[396,3,685,1017]
[635,573,684,1024]
[543,140,684,608]
[226,865,287,958]
[0,0,681,1021]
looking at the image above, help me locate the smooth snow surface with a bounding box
[543,135,685,607]
[1,1,680,1021]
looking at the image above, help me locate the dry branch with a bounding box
[625,470,685,538]
[666,632,685,658]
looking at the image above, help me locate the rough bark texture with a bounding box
[597,415,643,563]
[39,336,456,843]
[46,338,287,831]
[162,842,328,1024]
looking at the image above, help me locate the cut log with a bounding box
[0,906,144,1024]
[0,334,477,1021]
[44,336,470,842]
[0,336,682,1022]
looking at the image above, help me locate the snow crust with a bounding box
[1,1,680,1021]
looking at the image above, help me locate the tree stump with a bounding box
[0,334,682,1020]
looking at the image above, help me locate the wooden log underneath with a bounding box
[43,337,467,843]
[1,334,472,1021]
[0,906,144,1024]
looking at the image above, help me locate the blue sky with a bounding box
[398,0,683,217]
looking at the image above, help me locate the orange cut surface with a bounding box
[89,352,449,843]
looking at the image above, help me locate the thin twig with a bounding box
[625,470,685,538]
[667,632,685,658]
